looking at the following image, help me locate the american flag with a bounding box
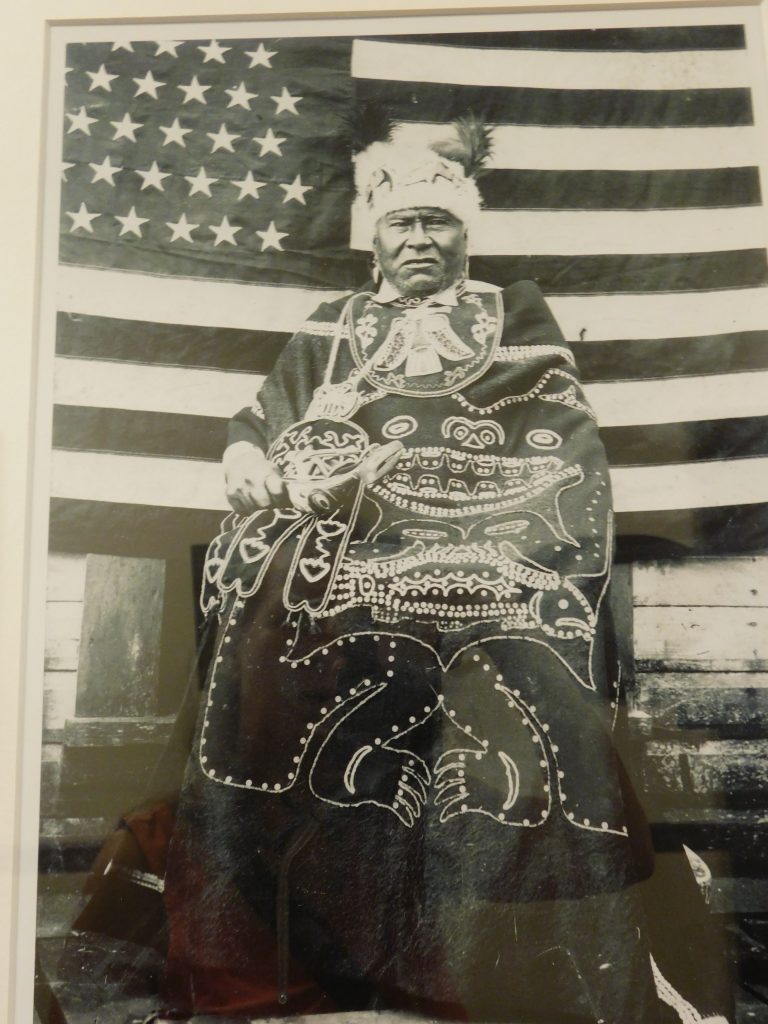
[51,24,768,565]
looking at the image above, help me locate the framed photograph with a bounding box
[11,1,768,1021]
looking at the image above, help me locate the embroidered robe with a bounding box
[161,280,669,1023]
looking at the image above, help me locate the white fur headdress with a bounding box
[352,113,493,236]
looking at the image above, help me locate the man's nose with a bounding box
[406,221,430,246]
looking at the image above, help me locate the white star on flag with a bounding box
[61,162,75,181]
[256,221,288,251]
[198,40,230,64]
[253,128,286,156]
[136,161,171,191]
[115,206,149,238]
[225,82,258,110]
[159,117,192,147]
[133,70,165,99]
[110,112,143,142]
[66,107,98,136]
[155,41,182,57]
[67,202,100,233]
[232,171,265,200]
[177,75,210,104]
[245,43,276,68]
[86,64,119,92]
[272,87,302,115]
[185,167,218,197]
[280,174,312,205]
[111,41,134,52]
[166,213,199,243]
[207,123,240,153]
[210,216,241,246]
[89,156,122,186]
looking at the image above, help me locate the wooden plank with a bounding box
[43,671,78,736]
[634,672,768,730]
[39,759,62,817]
[63,716,175,747]
[633,556,768,608]
[41,744,62,765]
[39,817,112,842]
[736,995,768,1024]
[652,808,768,870]
[44,598,83,673]
[44,602,83,642]
[634,606,768,670]
[711,876,768,915]
[36,873,89,938]
[43,639,79,673]
[643,738,768,798]
[46,553,87,601]
[75,554,165,718]
[58,744,168,818]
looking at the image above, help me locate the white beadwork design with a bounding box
[382,415,418,440]
[453,367,583,414]
[370,446,583,527]
[494,344,576,366]
[541,382,597,422]
[526,428,562,451]
[300,319,351,339]
[650,955,705,1024]
[442,415,505,449]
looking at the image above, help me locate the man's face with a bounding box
[373,207,467,298]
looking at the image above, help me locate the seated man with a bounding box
[160,120,730,1024]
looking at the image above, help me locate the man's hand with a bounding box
[223,442,287,513]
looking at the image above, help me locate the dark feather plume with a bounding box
[341,100,394,155]
[433,114,493,177]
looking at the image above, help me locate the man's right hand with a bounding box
[223,442,287,513]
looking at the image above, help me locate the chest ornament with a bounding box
[347,289,502,398]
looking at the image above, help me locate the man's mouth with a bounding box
[402,259,437,270]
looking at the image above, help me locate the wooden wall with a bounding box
[41,553,175,845]
[631,556,767,884]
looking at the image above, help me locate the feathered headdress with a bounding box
[351,111,493,236]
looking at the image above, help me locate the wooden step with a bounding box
[634,605,768,673]
[36,873,89,938]
[641,738,768,805]
[63,716,175,747]
[58,744,170,819]
[633,556,768,609]
[633,672,768,733]
[651,809,768,872]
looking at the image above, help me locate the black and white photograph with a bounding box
[19,6,768,1023]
